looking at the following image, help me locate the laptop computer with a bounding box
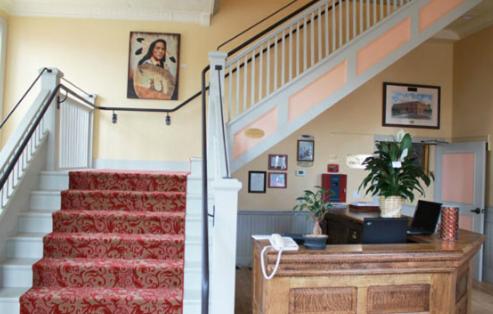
[362,217,409,244]
[406,200,442,235]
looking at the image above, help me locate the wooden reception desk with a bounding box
[252,211,484,314]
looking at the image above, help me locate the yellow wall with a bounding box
[0,0,312,161]
[235,41,454,210]
[453,25,493,207]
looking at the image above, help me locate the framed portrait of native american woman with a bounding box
[383,82,440,129]
[127,31,180,100]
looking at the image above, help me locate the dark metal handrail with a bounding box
[217,0,299,51]
[0,68,51,129]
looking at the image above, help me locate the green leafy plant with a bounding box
[293,186,332,235]
[359,133,434,202]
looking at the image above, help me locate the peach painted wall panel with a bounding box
[357,18,411,75]
[232,108,278,159]
[288,61,348,122]
[441,153,475,204]
[420,0,464,32]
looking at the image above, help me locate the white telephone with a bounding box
[261,234,299,280]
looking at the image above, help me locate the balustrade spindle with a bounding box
[281,30,286,86]
[251,48,256,107]
[243,56,248,112]
[318,8,322,61]
[235,60,240,114]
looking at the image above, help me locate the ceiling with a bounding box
[437,0,493,40]
[0,0,219,25]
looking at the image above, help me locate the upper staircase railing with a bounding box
[223,0,414,121]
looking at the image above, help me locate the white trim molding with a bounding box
[1,0,217,26]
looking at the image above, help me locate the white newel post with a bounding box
[210,178,242,314]
[41,68,63,170]
[207,52,228,179]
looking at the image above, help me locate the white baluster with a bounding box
[353,0,357,38]
[243,55,248,112]
[266,41,271,95]
[324,0,330,56]
[251,48,255,107]
[338,0,342,48]
[303,16,308,71]
[259,43,263,101]
[345,0,350,43]
[373,0,377,26]
[387,0,391,16]
[289,26,293,81]
[228,65,232,119]
[332,0,336,51]
[281,30,285,86]
[297,21,301,75]
[360,0,364,34]
[367,0,370,29]
[274,34,278,91]
[318,8,322,61]
[381,0,384,20]
[235,60,240,115]
[310,12,315,67]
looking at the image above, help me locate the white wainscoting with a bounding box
[236,210,313,266]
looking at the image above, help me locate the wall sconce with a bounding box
[112,111,118,124]
[165,113,171,126]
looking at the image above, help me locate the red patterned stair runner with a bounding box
[20,170,188,314]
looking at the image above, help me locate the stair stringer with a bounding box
[229,0,481,173]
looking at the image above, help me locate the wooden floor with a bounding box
[234,268,493,314]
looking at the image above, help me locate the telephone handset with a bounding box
[261,234,299,280]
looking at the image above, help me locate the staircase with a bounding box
[0,167,204,313]
[219,0,482,172]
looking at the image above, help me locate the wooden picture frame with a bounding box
[383,82,440,129]
[127,31,180,100]
[268,154,288,171]
[268,172,287,189]
[297,140,315,162]
[248,171,266,193]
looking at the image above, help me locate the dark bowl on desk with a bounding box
[303,234,328,250]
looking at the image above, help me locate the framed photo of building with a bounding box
[248,171,266,193]
[297,140,315,162]
[268,154,288,171]
[127,31,180,100]
[383,82,440,129]
[268,172,287,189]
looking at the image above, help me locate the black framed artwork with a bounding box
[383,82,440,129]
[268,172,287,189]
[297,140,315,162]
[268,154,288,171]
[248,171,266,193]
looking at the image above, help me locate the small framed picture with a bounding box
[383,82,440,129]
[297,140,315,162]
[268,172,287,189]
[248,171,266,193]
[268,154,288,171]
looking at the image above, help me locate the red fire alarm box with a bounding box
[327,164,339,173]
[321,174,347,203]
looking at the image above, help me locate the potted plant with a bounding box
[293,186,332,249]
[359,131,433,217]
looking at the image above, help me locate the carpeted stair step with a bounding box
[61,190,186,212]
[43,232,184,260]
[69,170,188,192]
[53,210,185,234]
[33,258,183,289]
[20,287,183,314]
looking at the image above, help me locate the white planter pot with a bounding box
[379,196,403,218]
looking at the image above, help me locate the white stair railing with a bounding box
[223,0,413,121]
[0,68,96,211]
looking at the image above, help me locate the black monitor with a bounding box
[362,217,409,244]
[409,200,442,235]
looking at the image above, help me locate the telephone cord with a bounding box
[260,245,283,280]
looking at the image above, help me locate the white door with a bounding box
[434,141,487,281]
